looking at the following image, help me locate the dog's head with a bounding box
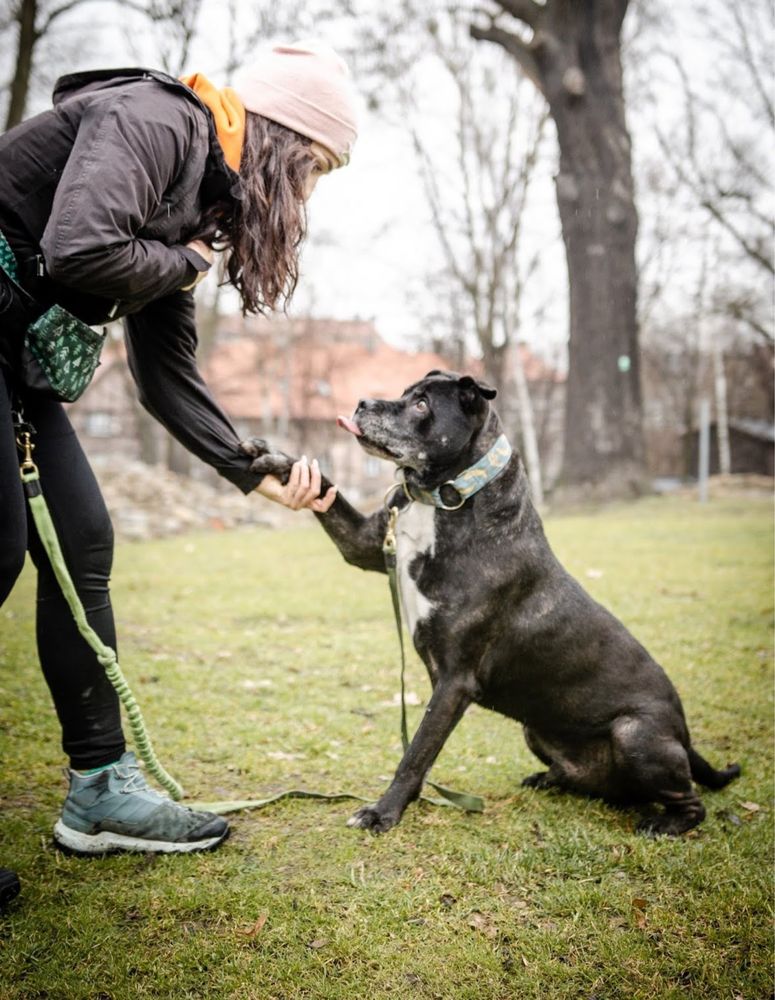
[337,370,497,479]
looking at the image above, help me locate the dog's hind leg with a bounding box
[613,717,707,836]
[521,726,565,790]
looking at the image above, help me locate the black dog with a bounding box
[244,371,739,835]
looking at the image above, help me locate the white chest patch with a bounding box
[395,503,436,637]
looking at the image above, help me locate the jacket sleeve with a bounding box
[40,89,206,301]
[124,291,264,494]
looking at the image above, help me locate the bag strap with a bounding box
[0,230,20,284]
[0,231,36,307]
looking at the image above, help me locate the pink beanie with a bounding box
[234,41,358,165]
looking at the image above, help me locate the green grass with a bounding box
[0,495,772,1000]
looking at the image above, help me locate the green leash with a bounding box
[16,425,482,816]
[17,429,184,801]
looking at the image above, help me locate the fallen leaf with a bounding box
[739,801,761,812]
[631,897,648,929]
[468,910,498,938]
[240,914,267,938]
[307,938,327,950]
[439,893,456,908]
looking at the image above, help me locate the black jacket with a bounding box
[0,68,262,493]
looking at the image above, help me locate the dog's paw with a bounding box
[248,451,296,485]
[635,809,704,838]
[521,771,556,790]
[239,436,270,459]
[346,804,399,834]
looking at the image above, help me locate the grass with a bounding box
[0,494,772,1000]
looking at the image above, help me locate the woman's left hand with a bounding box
[256,456,337,513]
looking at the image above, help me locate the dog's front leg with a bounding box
[348,678,471,833]
[314,498,387,573]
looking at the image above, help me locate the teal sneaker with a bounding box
[53,752,229,855]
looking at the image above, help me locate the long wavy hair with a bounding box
[197,112,320,315]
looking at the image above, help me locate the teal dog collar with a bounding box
[402,434,512,510]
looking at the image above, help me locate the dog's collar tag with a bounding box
[403,434,512,510]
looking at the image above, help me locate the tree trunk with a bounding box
[473,0,645,497]
[5,0,37,131]
[553,84,643,491]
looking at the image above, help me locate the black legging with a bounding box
[1,365,125,770]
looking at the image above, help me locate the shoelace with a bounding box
[115,764,163,797]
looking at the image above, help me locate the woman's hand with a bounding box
[256,456,337,513]
[181,240,214,291]
[186,239,214,266]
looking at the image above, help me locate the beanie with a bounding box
[233,41,358,166]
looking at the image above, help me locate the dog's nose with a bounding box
[355,398,372,413]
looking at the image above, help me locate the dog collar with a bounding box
[400,434,512,511]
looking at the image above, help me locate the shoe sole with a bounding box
[53,820,229,856]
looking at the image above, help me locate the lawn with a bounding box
[0,494,772,999]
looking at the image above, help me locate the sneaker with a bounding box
[53,752,229,855]
[0,869,20,911]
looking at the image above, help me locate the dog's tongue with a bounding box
[337,415,363,437]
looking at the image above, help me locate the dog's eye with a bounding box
[414,399,429,413]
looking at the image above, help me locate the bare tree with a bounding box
[352,6,553,502]
[3,0,98,129]
[652,0,774,346]
[1,0,210,129]
[471,0,645,499]
[410,22,549,501]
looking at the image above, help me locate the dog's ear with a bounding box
[458,375,497,411]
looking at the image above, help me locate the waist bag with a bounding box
[0,231,106,402]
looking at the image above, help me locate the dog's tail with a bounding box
[688,747,741,789]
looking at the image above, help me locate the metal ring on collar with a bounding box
[384,482,404,510]
[436,482,466,511]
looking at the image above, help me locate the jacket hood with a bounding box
[53,67,190,106]
[52,67,242,203]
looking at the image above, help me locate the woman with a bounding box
[0,41,355,857]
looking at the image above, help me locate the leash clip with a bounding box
[17,431,38,478]
[383,482,406,558]
[383,504,399,557]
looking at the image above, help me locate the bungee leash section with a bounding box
[16,424,184,801]
[15,411,482,818]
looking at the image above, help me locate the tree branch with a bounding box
[492,0,544,30]
[39,0,99,34]
[469,21,543,93]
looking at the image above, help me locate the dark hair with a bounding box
[196,113,320,315]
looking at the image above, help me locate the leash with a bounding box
[383,492,484,812]
[16,424,184,801]
[14,410,482,816]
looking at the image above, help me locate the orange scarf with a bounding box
[180,73,246,173]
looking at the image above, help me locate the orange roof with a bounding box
[84,316,561,421]
[204,319,479,422]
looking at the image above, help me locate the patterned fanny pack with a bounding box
[0,230,106,402]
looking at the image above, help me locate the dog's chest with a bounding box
[395,503,436,636]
